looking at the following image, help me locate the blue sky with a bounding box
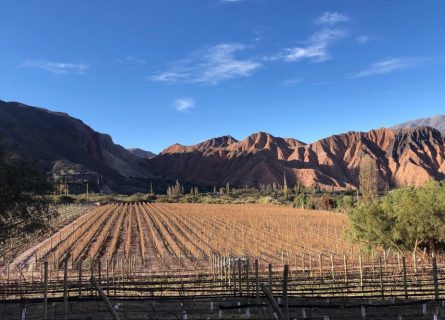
[1,0,444,153]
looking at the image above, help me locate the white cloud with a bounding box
[175,97,195,112]
[116,56,147,66]
[150,43,261,85]
[20,60,89,74]
[356,35,370,45]
[273,28,348,63]
[315,11,350,25]
[351,58,418,78]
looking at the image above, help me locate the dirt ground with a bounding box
[1,297,444,320]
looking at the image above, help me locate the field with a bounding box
[1,203,445,320]
[7,203,350,274]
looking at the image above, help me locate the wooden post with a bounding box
[90,277,121,320]
[63,256,69,320]
[43,261,48,320]
[283,265,289,320]
[246,258,250,298]
[301,253,306,279]
[309,255,313,278]
[98,260,102,284]
[343,255,348,285]
[378,256,384,299]
[330,254,335,280]
[78,264,83,298]
[260,284,286,320]
[402,256,408,300]
[255,260,260,306]
[359,255,364,295]
[232,258,236,296]
[432,257,439,301]
[268,264,273,294]
[319,253,323,279]
[238,259,242,296]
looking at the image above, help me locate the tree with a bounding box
[359,155,378,203]
[226,182,230,194]
[347,180,445,257]
[0,151,57,243]
[283,173,289,200]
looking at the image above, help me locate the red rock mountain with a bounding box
[148,128,445,189]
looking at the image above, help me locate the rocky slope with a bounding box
[0,100,156,193]
[148,127,445,189]
[393,114,445,133]
[128,148,156,159]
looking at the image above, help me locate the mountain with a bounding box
[128,148,156,159]
[0,100,157,194]
[2,99,445,192]
[393,114,445,133]
[148,127,445,189]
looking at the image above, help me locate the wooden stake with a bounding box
[432,257,439,301]
[90,277,121,320]
[43,261,48,320]
[378,256,384,299]
[260,284,286,320]
[63,255,69,320]
[283,265,289,320]
[402,256,408,300]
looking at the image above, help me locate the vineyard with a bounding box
[1,203,445,319]
[6,203,352,274]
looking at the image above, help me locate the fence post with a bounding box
[90,277,121,320]
[63,255,69,320]
[232,258,236,297]
[78,264,83,298]
[402,256,408,300]
[283,265,289,320]
[246,258,250,298]
[255,260,260,306]
[432,257,439,301]
[378,256,384,299]
[43,261,48,320]
[260,284,286,320]
[359,255,364,296]
[238,259,242,297]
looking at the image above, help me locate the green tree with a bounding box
[0,152,57,243]
[347,180,445,257]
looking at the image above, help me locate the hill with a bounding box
[393,114,445,133]
[0,100,156,194]
[148,127,445,189]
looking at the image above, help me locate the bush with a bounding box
[347,180,445,256]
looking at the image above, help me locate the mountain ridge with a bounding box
[392,114,445,133]
[148,126,445,189]
[1,99,445,192]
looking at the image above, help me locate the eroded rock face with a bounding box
[0,100,155,193]
[149,127,445,189]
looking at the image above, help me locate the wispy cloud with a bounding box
[272,28,348,63]
[150,43,261,85]
[20,60,89,74]
[116,56,147,66]
[351,58,419,78]
[315,11,350,25]
[175,98,195,112]
[356,35,370,45]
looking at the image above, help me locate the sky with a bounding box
[1,0,445,153]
